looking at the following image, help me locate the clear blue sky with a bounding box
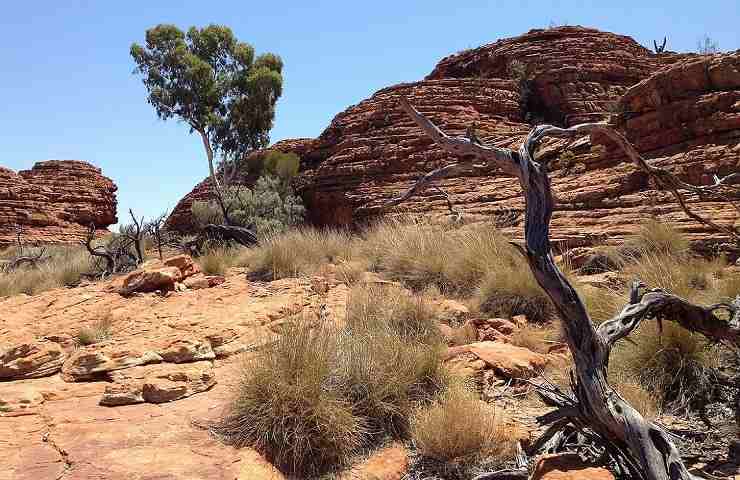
[2,1,738,224]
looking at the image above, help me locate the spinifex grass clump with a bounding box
[76,315,114,346]
[0,245,91,297]
[410,380,518,464]
[214,284,448,476]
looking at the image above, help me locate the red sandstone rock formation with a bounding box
[169,27,739,247]
[0,160,117,246]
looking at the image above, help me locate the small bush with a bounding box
[610,322,719,413]
[410,380,516,463]
[76,315,113,346]
[191,174,305,237]
[196,247,235,275]
[215,285,447,476]
[214,320,363,476]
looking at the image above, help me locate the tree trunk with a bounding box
[387,98,740,480]
[198,129,232,226]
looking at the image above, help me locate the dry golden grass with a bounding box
[362,220,510,294]
[214,319,363,476]
[577,283,625,325]
[0,246,91,297]
[215,284,448,476]
[196,247,237,275]
[447,322,479,347]
[237,228,356,280]
[625,219,690,257]
[610,374,659,420]
[508,323,561,354]
[76,314,114,346]
[410,380,518,463]
[609,322,719,413]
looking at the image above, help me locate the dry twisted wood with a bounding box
[385,98,740,480]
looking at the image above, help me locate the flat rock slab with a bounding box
[446,341,550,379]
[101,361,216,406]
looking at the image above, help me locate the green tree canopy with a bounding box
[131,24,283,224]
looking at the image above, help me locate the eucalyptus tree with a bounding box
[131,24,283,225]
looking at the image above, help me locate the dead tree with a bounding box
[81,223,116,276]
[653,37,667,54]
[146,211,169,261]
[386,98,740,480]
[2,225,49,272]
[120,209,145,264]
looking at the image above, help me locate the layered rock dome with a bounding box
[0,160,117,246]
[169,26,739,247]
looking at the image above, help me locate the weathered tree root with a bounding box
[385,98,740,479]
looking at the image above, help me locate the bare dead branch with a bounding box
[387,98,738,479]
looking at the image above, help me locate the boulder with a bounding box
[532,454,614,480]
[121,265,182,295]
[164,255,200,279]
[0,341,65,380]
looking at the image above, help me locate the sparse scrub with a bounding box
[215,285,448,476]
[610,322,719,413]
[214,320,363,476]
[508,323,561,354]
[0,245,91,297]
[410,380,517,463]
[76,314,114,346]
[196,247,236,275]
[238,228,356,280]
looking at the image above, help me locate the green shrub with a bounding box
[191,174,305,237]
[196,247,235,275]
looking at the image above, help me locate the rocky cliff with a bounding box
[169,26,739,246]
[0,160,117,246]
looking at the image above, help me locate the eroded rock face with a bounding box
[0,341,65,380]
[0,160,117,246]
[169,27,738,251]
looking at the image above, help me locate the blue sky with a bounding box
[2,1,738,224]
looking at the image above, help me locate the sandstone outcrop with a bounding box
[0,160,117,246]
[169,27,738,250]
